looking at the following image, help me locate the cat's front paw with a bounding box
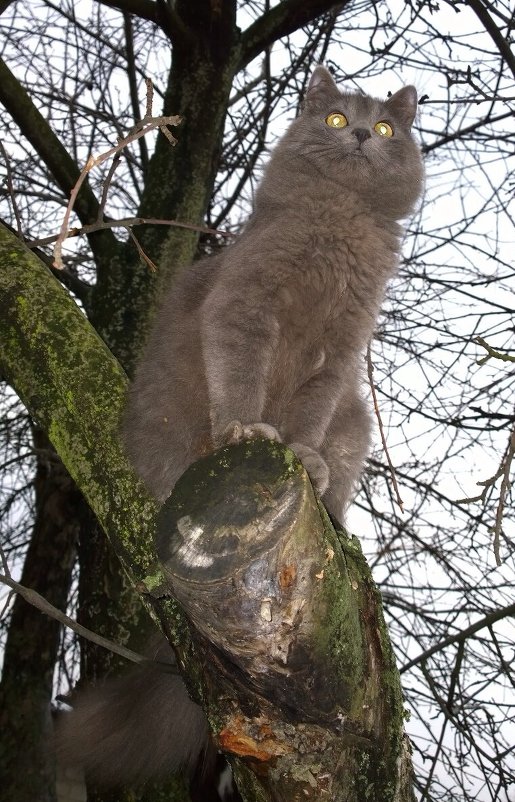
[219,420,282,446]
[288,443,330,496]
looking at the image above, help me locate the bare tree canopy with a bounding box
[0,1,513,801]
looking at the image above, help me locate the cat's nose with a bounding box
[352,128,371,144]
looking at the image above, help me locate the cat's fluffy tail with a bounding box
[55,640,210,786]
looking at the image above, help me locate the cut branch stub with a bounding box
[156,439,414,802]
[157,438,349,720]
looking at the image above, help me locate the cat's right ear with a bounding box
[385,86,418,129]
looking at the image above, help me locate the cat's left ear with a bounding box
[384,86,418,128]
[307,66,338,95]
[305,65,341,106]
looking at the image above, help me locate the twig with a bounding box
[53,79,181,269]
[28,216,234,249]
[487,428,515,565]
[474,336,515,365]
[0,540,10,576]
[0,541,14,618]
[54,161,92,269]
[491,428,514,565]
[457,337,515,564]
[400,601,515,673]
[456,426,514,566]
[98,150,122,220]
[144,77,153,117]
[43,79,232,270]
[0,571,176,672]
[366,343,404,513]
[128,228,158,272]
[123,13,149,171]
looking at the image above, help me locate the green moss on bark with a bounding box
[0,225,159,583]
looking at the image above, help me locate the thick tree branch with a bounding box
[98,0,158,21]
[0,0,15,14]
[466,0,515,80]
[157,439,415,801]
[239,0,349,70]
[97,0,192,43]
[0,217,93,307]
[0,223,159,585]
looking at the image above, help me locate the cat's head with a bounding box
[277,66,424,220]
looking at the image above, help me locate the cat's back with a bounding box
[151,249,224,330]
[123,252,225,481]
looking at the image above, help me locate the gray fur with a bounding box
[55,639,211,784]
[124,66,424,523]
[58,68,424,786]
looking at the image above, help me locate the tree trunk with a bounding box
[89,11,240,374]
[0,430,79,802]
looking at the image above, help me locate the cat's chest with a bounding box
[274,228,384,334]
[275,278,343,337]
[264,203,393,299]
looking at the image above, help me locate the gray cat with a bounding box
[58,66,423,788]
[123,65,423,524]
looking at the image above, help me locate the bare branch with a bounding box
[52,110,181,268]
[0,571,155,668]
[0,142,23,238]
[475,335,515,365]
[128,228,157,272]
[29,216,234,249]
[367,343,404,513]
[466,0,515,80]
[0,57,98,225]
[401,601,515,674]
[239,0,351,70]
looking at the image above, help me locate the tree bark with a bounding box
[0,430,79,802]
[0,224,159,579]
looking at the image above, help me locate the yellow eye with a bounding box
[325,112,348,129]
[374,121,394,137]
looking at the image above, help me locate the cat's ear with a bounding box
[305,66,340,102]
[307,66,337,94]
[384,86,418,128]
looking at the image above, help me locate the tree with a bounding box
[0,1,514,801]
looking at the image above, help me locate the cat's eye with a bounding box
[325,112,348,129]
[374,121,394,137]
